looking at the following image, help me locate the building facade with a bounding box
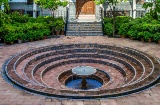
[8,0,149,20]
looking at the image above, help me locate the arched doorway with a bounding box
[76,0,95,17]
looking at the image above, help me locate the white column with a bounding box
[133,0,136,18]
[33,1,37,18]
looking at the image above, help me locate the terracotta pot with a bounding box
[8,41,13,45]
[29,39,33,42]
[121,35,125,38]
[130,37,134,40]
[18,39,22,43]
[148,38,152,43]
[61,31,65,35]
[43,36,47,39]
[56,31,60,35]
[158,39,160,44]
[141,38,144,42]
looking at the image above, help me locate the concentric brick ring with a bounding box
[2,43,160,99]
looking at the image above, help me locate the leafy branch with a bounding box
[143,0,160,20]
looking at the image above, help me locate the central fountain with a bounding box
[72,66,97,89]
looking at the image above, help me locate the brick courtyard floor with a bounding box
[0,36,160,105]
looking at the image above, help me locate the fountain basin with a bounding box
[65,77,103,90]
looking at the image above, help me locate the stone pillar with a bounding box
[133,0,136,19]
[68,0,76,22]
[33,1,37,18]
[95,4,101,21]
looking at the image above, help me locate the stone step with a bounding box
[67,24,102,27]
[67,27,102,31]
[66,31,103,36]
[66,22,103,36]
[68,22,101,24]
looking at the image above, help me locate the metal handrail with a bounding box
[105,10,148,18]
[65,7,69,36]
[100,7,104,36]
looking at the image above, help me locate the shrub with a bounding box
[10,12,29,23]
[143,31,152,41]
[104,23,113,35]
[4,32,17,43]
[103,17,112,24]
[17,31,27,41]
[53,18,65,32]
[141,24,160,34]
[26,30,35,40]
[137,32,145,40]
[118,23,130,37]
[0,27,3,40]
[128,30,138,39]
[115,16,132,33]
[42,29,51,36]
[1,13,56,44]
[153,33,160,42]
[138,31,152,41]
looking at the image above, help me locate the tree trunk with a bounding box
[41,7,43,16]
[52,11,55,35]
[113,6,115,38]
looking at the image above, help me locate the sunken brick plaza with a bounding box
[0,36,160,105]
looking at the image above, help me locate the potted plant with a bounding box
[61,27,65,35]
[17,32,26,43]
[32,30,40,41]
[17,33,22,43]
[0,27,3,43]
[34,30,43,40]
[118,23,130,38]
[55,27,60,35]
[127,30,138,40]
[27,30,34,42]
[104,23,113,37]
[137,32,145,42]
[153,33,160,44]
[143,31,152,42]
[4,32,17,44]
[42,29,51,39]
[53,19,64,35]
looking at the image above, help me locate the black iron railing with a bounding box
[65,7,69,36]
[100,7,104,36]
[104,10,148,18]
[42,10,66,18]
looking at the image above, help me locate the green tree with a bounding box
[94,0,119,37]
[35,0,68,17]
[35,0,68,35]
[0,0,11,26]
[0,0,10,11]
[143,0,160,20]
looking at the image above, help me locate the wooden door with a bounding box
[85,1,95,14]
[76,0,95,15]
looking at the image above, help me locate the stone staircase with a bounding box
[66,22,103,36]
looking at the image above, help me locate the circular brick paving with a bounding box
[2,43,160,99]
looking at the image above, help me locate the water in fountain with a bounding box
[66,78,102,89]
